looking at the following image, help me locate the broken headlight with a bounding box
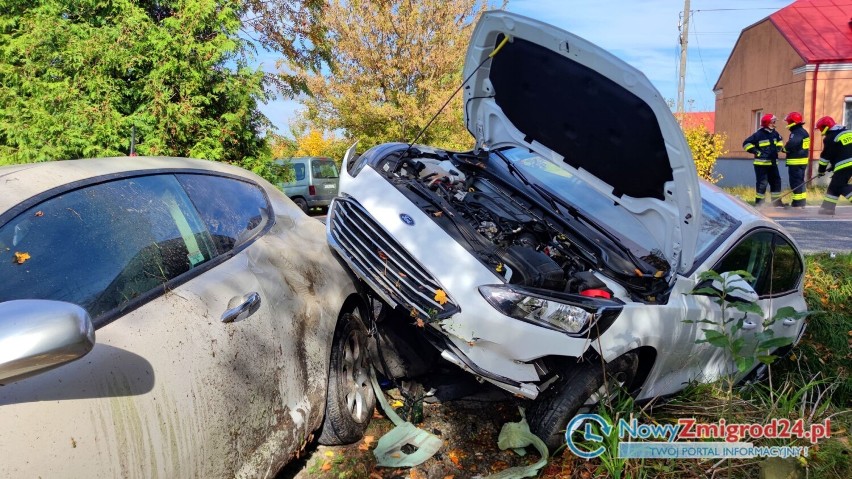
[478,285,622,337]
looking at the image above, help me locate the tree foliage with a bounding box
[0,0,271,164]
[0,0,328,167]
[682,123,726,184]
[296,0,489,152]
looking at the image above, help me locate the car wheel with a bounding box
[528,353,638,451]
[293,197,308,213]
[318,310,376,445]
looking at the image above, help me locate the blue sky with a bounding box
[258,0,794,135]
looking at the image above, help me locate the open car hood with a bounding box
[464,11,701,274]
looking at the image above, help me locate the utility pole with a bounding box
[677,0,691,115]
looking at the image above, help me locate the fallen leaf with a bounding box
[443,476,455,479]
[434,289,448,305]
[34,211,44,217]
[321,461,332,472]
[448,449,461,466]
[413,317,425,328]
[391,400,404,408]
[324,450,334,457]
[14,252,30,264]
[358,435,376,451]
[410,469,426,479]
[410,308,419,318]
[432,211,443,217]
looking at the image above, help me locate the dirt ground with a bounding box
[278,381,597,479]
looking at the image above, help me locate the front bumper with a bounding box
[325,186,591,395]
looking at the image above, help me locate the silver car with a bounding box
[276,157,341,212]
[0,157,375,477]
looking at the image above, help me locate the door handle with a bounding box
[221,292,261,323]
[742,320,758,330]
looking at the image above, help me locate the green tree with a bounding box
[295,0,490,152]
[0,0,327,167]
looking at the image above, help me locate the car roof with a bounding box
[0,157,259,214]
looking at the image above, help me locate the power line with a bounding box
[693,8,779,12]
[688,13,713,110]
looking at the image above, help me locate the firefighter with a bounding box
[743,114,786,206]
[815,116,852,215]
[784,112,810,207]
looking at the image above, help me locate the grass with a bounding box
[723,185,828,205]
[795,253,852,405]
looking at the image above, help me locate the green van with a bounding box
[275,157,340,212]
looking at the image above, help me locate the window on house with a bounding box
[844,97,852,129]
[753,110,763,130]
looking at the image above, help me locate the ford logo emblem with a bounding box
[400,213,415,226]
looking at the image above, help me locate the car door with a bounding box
[693,230,805,381]
[0,173,296,478]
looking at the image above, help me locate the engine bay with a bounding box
[368,146,672,302]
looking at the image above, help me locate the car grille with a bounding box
[327,197,459,320]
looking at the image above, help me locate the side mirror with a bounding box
[694,272,759,304]
[0,300,95,385]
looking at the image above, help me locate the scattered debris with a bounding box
[13,252,30,264]
[370,370,442,468]
[476,408,549,479]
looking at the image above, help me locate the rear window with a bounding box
[311,159,339,179]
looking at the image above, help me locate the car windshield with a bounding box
[694,198,740,267]
[497,147,661,258]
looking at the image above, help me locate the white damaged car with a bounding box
[327,11,808,448]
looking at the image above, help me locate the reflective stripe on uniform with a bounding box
[771,192,783,198]
[775,140,784,147]
[755,193,765,199]
[758,140,771,146]
[803,138,811,149]
[836,131,852,146]
[819,158,829,166]
[825,195,839,203]
[792,192,807,200]
[744,143,756,151]
[754,160,773,166]
[834,158,852,171]
[786,157,808,166]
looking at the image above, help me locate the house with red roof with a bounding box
[714,0,852,177]
[676,112,715,133]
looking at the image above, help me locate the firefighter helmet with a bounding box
[816,116,836,134]
[760,114,777,128]
[784,111,803,126]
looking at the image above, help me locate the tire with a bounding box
[318,310,376,445]
[293,197,308,213]
[528,353,638,451]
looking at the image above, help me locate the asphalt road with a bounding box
[762,206,852,254]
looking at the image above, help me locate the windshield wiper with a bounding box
[491,152,664,275]
[492,151,562,214]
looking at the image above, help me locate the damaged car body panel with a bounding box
[330,10,808,449]
[0,158,369,477]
